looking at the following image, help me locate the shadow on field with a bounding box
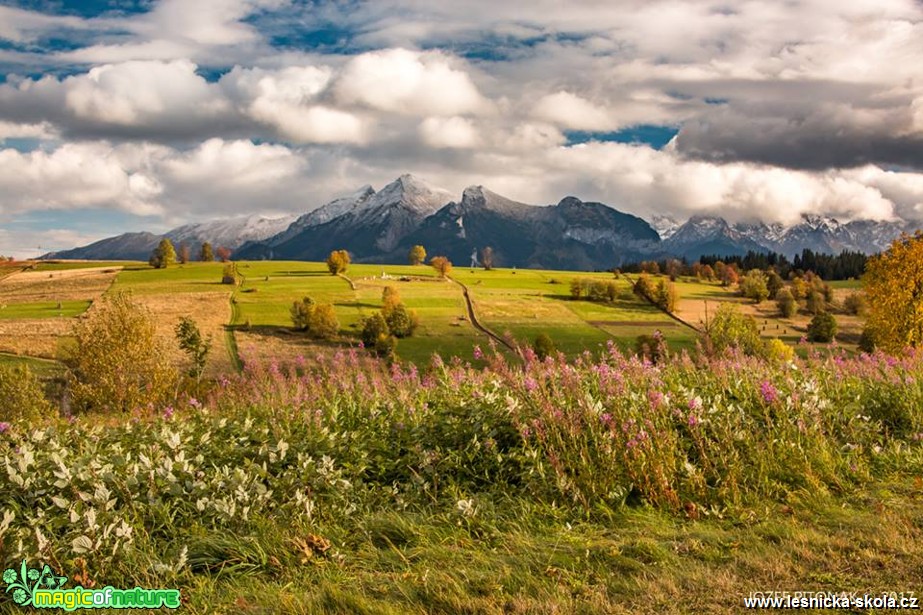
[226,323,359,346]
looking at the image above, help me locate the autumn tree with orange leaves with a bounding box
[863,231,923,352]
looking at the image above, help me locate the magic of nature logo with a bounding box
[3,560,180,610]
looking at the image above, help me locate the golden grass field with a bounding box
[0,266,121,303]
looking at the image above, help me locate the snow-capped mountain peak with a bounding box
[650,215,681,240]
[166,214,297,248]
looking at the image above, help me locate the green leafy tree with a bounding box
[807,312,838,343]
[373,331,397,359]
[175,317,211,382]
[385,303,418,338]
[864,232,923,352]
[361,313,396,357]
[739,270,770,303]
[532,332,555,360]
[766,270,784,299]
[149,238,176,269]
[326,250,351,275]
[66,293,178,413]
[806,290,825,315]
[361,312,390,347]
[308,304,340,340]
[776,288,797,318]
[588,280,609,302]
[409,245,427,266]
[290,296,316,331]
[703,303,763,356]
[200,242,214,262]
[569,279,584,300]
[859,327,877,353]
[635,331,668,364]
[221,263,238,285]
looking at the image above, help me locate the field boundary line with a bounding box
[619,273,703,333]
[447,276,519,356]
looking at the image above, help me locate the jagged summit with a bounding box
[43,173,919,268]
[371,175,453,218]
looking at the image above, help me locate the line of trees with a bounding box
[149,238,231,268]
[622,249,868,281]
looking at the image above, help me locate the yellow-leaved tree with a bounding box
[864,231,923,353]
[66,293,178,413]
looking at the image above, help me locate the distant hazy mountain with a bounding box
[43,173,917,268]
[662,216,769,260]
[659,213,914,260]
[43,231,164,261]
[44,215,296,260]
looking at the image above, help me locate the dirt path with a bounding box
[337,273,358,290]
[447,277,519,355]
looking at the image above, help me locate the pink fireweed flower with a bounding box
[600,413,613,427]
[162,406,174,420]
[473,345,484,360]
[687,414,699,427]
[0,422,10,434]
[688,397,702,411]
[648,390,664,410]
[524,377,538,393]
[759,380,779,404]
[188,397,201,409]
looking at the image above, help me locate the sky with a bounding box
[0,0,922,257]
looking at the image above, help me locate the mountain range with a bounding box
[43,175,918,269]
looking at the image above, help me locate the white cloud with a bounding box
[0,0,922,253]
[419,116,480,148]
[225,65,367,143]
[64,60,228,125]
[0,142,164,216]
[0,5,89,44]
[532,91,613,131]
[334,48,490,116]
[542,142,903,225]
[0,120,57,140]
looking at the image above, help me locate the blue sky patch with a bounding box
[11,208,165,236]
[565,125,680,150]
[8,0,151,19]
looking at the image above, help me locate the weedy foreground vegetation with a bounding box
[3,341,923,613]
[2,236,923,613]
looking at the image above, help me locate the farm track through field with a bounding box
[225,271,245,371]
[448,276,519,356]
